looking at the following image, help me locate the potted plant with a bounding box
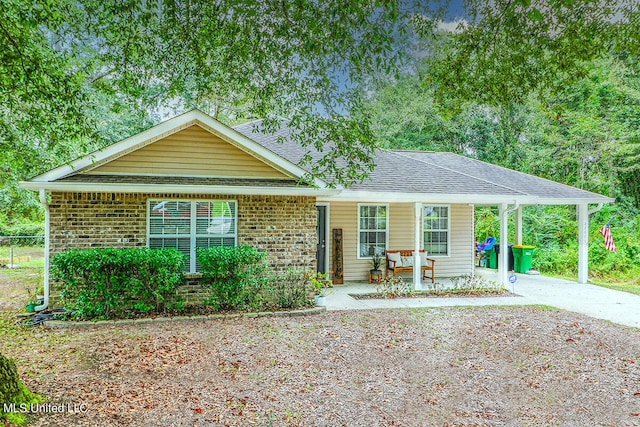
[370,253,384,277]
[307,271,333,306]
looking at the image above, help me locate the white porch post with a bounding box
[413,202,422,290]
[577,203,589,284]
[515,205,523,246]
[498,203,509,286]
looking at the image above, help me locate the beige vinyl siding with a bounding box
[328,202,473,282]
[89,125,290,179]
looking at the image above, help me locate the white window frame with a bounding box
[422,204,451,257]
[147,199,238,273]
[357,203,389,259]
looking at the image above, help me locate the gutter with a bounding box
[35,189,49,311]
[19,181,341,197]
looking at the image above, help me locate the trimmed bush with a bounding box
[0,353,41,425]
[52,248,185,320]
[197,245,268,311]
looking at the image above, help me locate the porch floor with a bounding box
[324,269,640,329]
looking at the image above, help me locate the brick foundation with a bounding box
[48,192,317,303]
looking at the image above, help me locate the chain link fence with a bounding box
[0,236,45,268]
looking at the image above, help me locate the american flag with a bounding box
[599,220,616,252]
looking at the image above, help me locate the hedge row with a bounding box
[52,248,185,320]
[52,246,313,320]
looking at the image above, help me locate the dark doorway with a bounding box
[316,205,327,273]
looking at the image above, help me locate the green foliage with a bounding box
[0,352,41,425]
[305,270,333,297]
[373,50,640,286]
[52,248,185,320]
[3,1,412,229]
[449,274,503,292]
[474,204,640,283]
[197,245,268,311]
[413,0,635,107]
[197,247,312,311]
[0,215,44,238]
[254,268,312,311]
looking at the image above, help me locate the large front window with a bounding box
[423,205,449,256]
[358,204,388,258]
[148,200,237,272]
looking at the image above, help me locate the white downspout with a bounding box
[499,201,520,286]
[35,189,50,311]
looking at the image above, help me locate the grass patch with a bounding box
[525,304,562,312]
[539,270,640,296]
[589,280,640,296]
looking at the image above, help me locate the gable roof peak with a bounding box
[25,110,327,188]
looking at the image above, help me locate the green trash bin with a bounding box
[512,245,535,273]
[485,248,497,269]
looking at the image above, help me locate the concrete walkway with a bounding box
[324,270,640,329]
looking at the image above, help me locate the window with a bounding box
[358,204,388,258]
[423,205,449,256]
[148,200,237,272]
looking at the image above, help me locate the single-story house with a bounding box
[21,110,613,310]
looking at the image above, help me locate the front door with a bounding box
[316,205,327,273]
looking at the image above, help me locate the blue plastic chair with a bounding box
[476,237,496,252]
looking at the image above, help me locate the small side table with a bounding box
[369,271,382,284]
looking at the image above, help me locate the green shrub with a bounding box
[268,268,312,310]
[0,353,41,425]
[197,247,313,311]
[52,248,185,320]
[197,245,268,311]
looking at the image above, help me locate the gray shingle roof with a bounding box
[233,121,612,204]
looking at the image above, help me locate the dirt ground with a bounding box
[2,260,640,426]
[1,305,639,427]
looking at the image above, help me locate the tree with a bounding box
[61,0,414,186]
[0,1,154,222]
[0,352,40,425]
[1,0,417,225]
[413,0,639,107]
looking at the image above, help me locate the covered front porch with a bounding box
[320,272,640,329]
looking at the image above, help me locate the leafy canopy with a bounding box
[414,0,640,107]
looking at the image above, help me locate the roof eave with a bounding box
[318,190,615,205]
[20,181,339,197]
